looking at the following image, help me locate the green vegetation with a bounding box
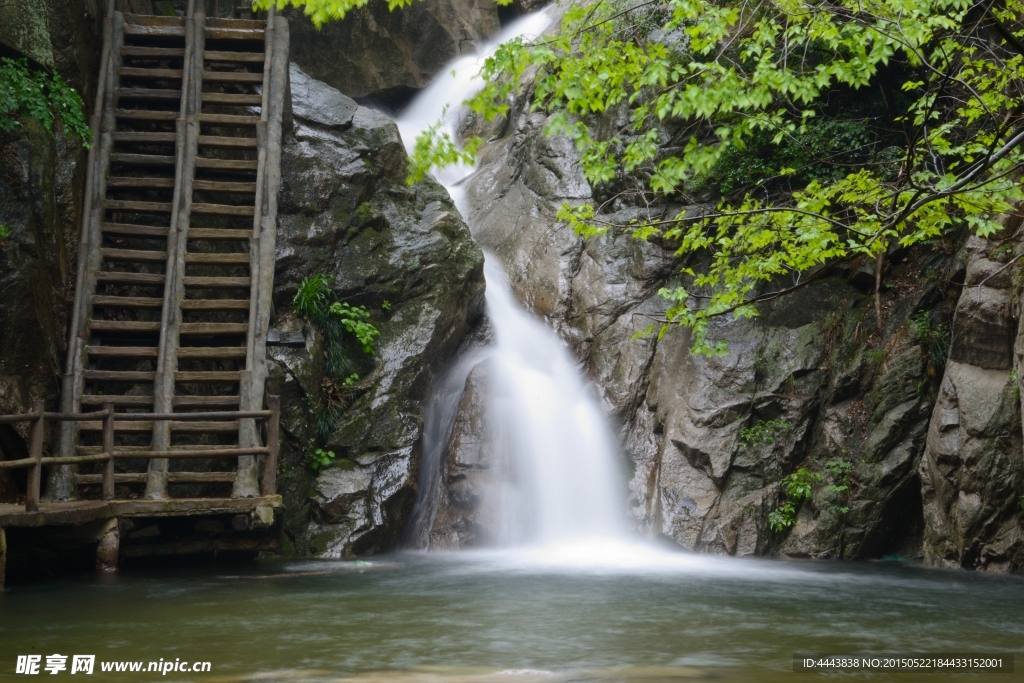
[769,468,821,532]
[0,57,90,146]
[740,419,791,447]
[406,0,1024,355]
[252,0,511,28]
[824,460,854,515]
[910,311,950,375]
[292,274,381,468]
[0,224,9,240]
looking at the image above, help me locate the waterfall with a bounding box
[396,8,625,548]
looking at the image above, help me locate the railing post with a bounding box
[102,403,116,501]
[261,396,279,496]
[26,399,45,513]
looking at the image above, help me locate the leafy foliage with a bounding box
[740,418,791,447]
[910,310,950,374]
[0,224,9,240]
[824,460,854,514]
[308,447,336,470]
[769,467,821,531]
[413,0,1024,355]
[329,301,380,355]
[0,58,90,146]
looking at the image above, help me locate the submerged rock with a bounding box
[268,66,485,557]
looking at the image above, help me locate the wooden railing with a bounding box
[0,397,280,513]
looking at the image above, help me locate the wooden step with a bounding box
[96,271,166,285]
[83,370,156,382]
[86,345,160,358]
[102,223,169,238]
[89,320,162,333]
[175,371,241,382]
[188,228,250,240]
[125,14,187,26]
[78,444,243,455]
[92,296,163,309]
[182,276,250,288]
[191,203,255,216]
[197,135,256,149]
[206,18,267,29]
[174,395,240,408]
[123,24,186,37]
[120,67,183,80]
[193,180,256,193]
[110,153,176,166]
[195,158,258,171]
[185,252,250,264]
[102,200,173,214]
[119,88,182,101]
[177,346,247,358]
[122,46,185,58]
[205,27,265,40]
[107,177,176,189]
[79,420,240,433]
[199,113,259,125]
[203,50,265,63]
[113,131,176,144]
[203,70,263,84]
[80,395,155,407]
[101,248,168,263]
[180,299,249,310]
[115,109,178,122]
[76,472,236,485]
[179,322,249,335]
[201,92,263,106]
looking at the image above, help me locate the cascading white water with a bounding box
[396,9,627,548]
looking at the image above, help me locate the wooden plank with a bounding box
[110,152,176,165]
[180,299,249,310]
[203,50,265,62]
[102,223,169,237]
[193,180,257,192]
[195,158,258,171]
[101,248,168,262]
[77,472,237,485]
[191,203,255,216]
[198,112,259,125]
[201,92,262,105]
[124,14,187,27]
[103,402,116,500]
[175,371,241,381]
[262,395,280,496]
[206,18,267,29]
[81,395,155,407]
[107,177,176,189]
[123,24,187,37]
[87,345,160,357]
[185,252,250,264]
[113,131,176,144]
[197,135,256,148]
[174,395,240,407]
[179,322,249,334]
[205,27,265,40]
[188,228,250,240]
[83,370,156,382]
[91,296,164,308]
[119,88,182,101]
[121,46,185,58]
[80,420,240,433]
[120,67,183,79]
[26,400,45,513]
[88,319,163,332]
[114,109,178,122]
[80,444,243,455]
[0,501,113,528]
[111,495,281,518]
[203,70,263,84]
[183,276,250,287]
[102,200,173,213]
[177,346,247,358]
[95,271,166,285]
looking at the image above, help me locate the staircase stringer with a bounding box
[51,9,125,498]
[235,11,287,498]
[146,5,203,500]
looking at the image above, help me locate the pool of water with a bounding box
[1,541,1021,682]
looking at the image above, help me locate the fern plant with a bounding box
[0,58,90,146]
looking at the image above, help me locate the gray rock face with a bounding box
[457,97,943,561]
[285,0,501,104]
[920,236,1024,572]
[268,71,485,557]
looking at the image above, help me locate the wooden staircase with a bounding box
[53,1,288,501]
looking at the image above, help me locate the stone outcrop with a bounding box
[919,236,1024,572]
[285,0,502,106]
[455,93,949,562]
[268,66,485,557]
